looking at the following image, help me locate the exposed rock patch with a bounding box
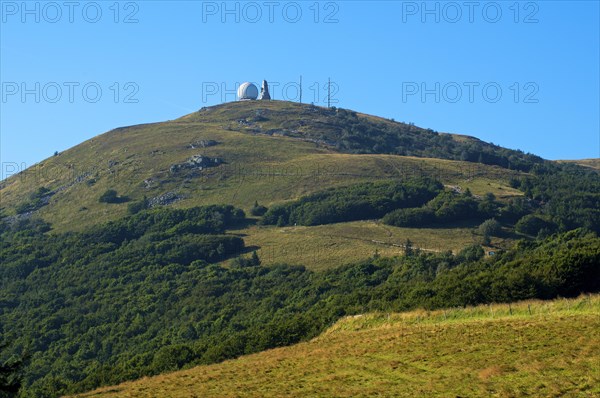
[170,155,224,174]
[148,192,183,207]
[188,139,219,149]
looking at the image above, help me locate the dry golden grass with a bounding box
[70,295,600,398]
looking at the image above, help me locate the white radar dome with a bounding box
[237,82,259,100]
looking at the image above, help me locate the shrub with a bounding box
[516,214,557,236]
[127,197,149,214]
[230,251,261,268]
[382,207,434,227]
[151,345,194,373]
[478,193,499,218]
[456,244,485,262]
[99,189,129,204]
[478,218,501,237]
[250,201,268,216]
[431,192,479,222]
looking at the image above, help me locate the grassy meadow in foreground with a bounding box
[71,295,600,398]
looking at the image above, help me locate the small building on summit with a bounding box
[237,82,258,101]
[237,80,270,101]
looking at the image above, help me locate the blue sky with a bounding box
[1,1,599,178]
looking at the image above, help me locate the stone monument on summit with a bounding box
[258,80,271,100]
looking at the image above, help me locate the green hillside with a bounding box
[0,101,529,234]
[1,221,598,397]
[70,295,600,398]
[1,100,541,269]
[1,100,599,397]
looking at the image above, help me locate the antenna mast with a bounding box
[300,75,303,104]
[327,77,331,108]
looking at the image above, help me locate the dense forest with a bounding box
[0,213,598,397]
[513,162,600,233]
[261,178,442,226]
[1,161,599,397]
[261,164,600,237]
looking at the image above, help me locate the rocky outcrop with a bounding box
[188,139,219,149]
[169,155,224,174]
[148,192,183,207]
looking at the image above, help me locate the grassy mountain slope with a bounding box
[71,295,600,398]
[0,101,526,234]
[0,101,530,269]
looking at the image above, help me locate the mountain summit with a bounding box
[1,100,540,232]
